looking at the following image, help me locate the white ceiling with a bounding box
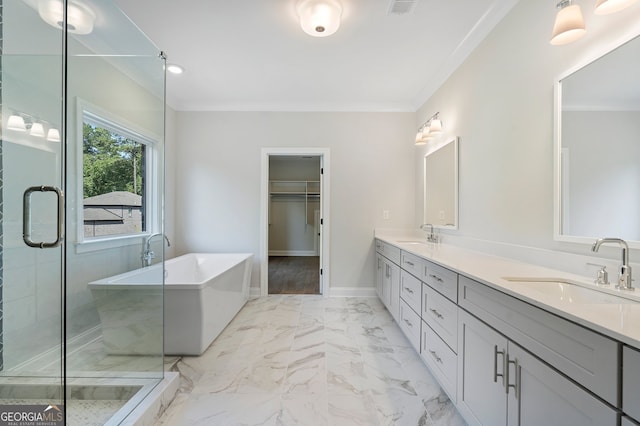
[113,0,521,112]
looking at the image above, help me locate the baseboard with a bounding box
[268,250,318,256]
[329,286,377,298]
[250,286,375,298]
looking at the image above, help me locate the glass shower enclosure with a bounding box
[1,0,166,424]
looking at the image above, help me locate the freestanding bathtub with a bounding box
[88,253,253,356]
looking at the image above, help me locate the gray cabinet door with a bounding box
[507,342,618,426]
[388,260,400,321]
[457,310,508,426]
[375,253,384,301]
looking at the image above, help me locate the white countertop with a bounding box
[375,232,640,349]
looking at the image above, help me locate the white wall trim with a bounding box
[329,287,377,298]
[249,287,262,299]
[260,148,331,297]
[268,250,317,256]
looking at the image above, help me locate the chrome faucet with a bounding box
[591,238,633,291]
[420,223,439,243]
[142,233,171,267]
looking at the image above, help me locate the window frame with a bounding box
[75,99,160,252]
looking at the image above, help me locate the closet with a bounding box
[268,156,321,294]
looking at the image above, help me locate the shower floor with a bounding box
[0,398,126,426]
[0,327,176,425]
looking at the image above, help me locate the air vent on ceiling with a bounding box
[388,0,417,15]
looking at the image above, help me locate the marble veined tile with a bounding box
[283,348,327,395]
[165,392,281,425]
[157,296,466,426]
[328,392,380,426]
[279,393,329,425]
[424,391,467,426]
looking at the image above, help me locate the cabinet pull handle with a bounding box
[403,319,413,328]
[404,287,414,294]
[507,356,519,397]
[429,273,444,283]
[429,350,442,364]
[429,308,444,319]
[405,260,415,267]
[494,345,506,387]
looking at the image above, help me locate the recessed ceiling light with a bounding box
[167,64,184,75]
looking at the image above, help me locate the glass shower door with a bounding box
[0,0,65,419]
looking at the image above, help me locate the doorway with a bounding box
[260,148,330,296]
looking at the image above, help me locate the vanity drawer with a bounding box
[375,239,401,265]
[399,299,421,352]
[424,261,458,302]
[458,275,619,406]
[623,345,640,420]
[400,270,422,314]
[401,251,425,279]
[421,321,457,402]
[422,283,458,353]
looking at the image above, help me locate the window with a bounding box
[78,104,158,243]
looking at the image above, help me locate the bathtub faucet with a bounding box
[142,233,171,267]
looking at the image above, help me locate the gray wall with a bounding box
[174,111,416,290]
[414,0,640,253]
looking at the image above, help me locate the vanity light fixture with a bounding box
[296,0,343,37]
[594,0,638,14]
[550,0,586,45]
[7,111,61,141]
[38,0,96,35]
[7,115,27,132]
[415,112,443,145]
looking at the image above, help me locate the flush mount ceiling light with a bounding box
[38,0,96,35]
[595,0,638,14]
[550,0,586,45]
[296,0,343,37]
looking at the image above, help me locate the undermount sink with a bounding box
[397,240,427,245]
[501,277,638,304]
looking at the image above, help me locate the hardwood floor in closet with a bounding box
[268,256,320,294]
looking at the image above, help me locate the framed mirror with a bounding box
[424,137,458,229]
[554,34,640,246]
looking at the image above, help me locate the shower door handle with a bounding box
[23,185,64,248]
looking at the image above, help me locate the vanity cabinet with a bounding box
[423,260,458,303]
[458,275,619,406]
[375,240,400,321]
[623,346,640,421]
[458,309,618,426]
[375,237,627,426]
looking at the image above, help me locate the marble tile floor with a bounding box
[158,295,466,426]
